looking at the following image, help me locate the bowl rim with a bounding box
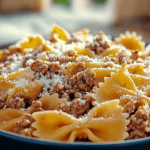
[0,129,150,147]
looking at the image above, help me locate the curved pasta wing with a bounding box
[0,109,25,131]
[32,100,129,142]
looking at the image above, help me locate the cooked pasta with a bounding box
[0,24,150,142]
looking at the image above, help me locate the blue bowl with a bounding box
[0,129,150,150]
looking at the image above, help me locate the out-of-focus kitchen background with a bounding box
[0,0,150,45]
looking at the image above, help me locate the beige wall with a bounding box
[109,0,150,23]
[0,0,50,12]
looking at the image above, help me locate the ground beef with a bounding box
[58,56,77,64]
[6,97,25,109]
[50,82,64,96]
[46,62,61,77]
[61,93,70,101]
[30,60,43,73]
[60,98,90,118]
[64,50,76,57]
[12,113,35,137]
[30,60,62,79]
[82,94,95,103]
[0,49,19,62]
[75,92,82,99]
[86,32,110,55]
[60,93,95,118]
[130,50,139,61]
[126,108,149,140]
[22,56,36,68]
[123,101,135,117]
[127,130,147,140]
[61,84,75,101]
[0,96,5,109]
[70,69,96,93]
[27,100,43,114]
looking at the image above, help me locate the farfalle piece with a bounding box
[100,45,122,57]
[92,68,116,86]
[114,31,145,51]
[127,63,146,76]
[74,47,95,58]
[9,35,45,54]
[50,24,70,42]
[93,64,138,103]
[38,93,67,110]
[5,80,42,106]
[0,109,25,131]
[32,100,129,142]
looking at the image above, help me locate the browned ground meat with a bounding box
[86,32,110,55]
[30,60,43,73]
[27,101,43,114]
[60,94,95,118]
[47,62,61,77]
[12,113,35,137]
[130,50,139,60]
[70,69,96,93]
[123,101,135,117]
[82,94,95,103]
[127,130,147,139]
[0,49,19,62]
[7,97,25,109]
[30,60,62,79]
[50,82,64,96]
[126,108,149,140]
[0,96,5,109]
[22,56,36,68]
[60,98,91,118]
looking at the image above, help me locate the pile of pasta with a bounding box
[0,24,150,143]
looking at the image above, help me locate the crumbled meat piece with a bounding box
[77,62,86,72]
[64,50,76,57]
[12,113,35,137]
[128,117,146,131]
[0,49,19,62]
[61,84,76,101]
[22,56,36,68]
[127,108,149,140]
[70,69,96,92]
[82,94,95,103]
[30,60,43,72]
[7,97,25,109]
[0,96,5,109]
[86,32,110,55]
[31,60,62,79]
[27,100,43,114]
[128,109,149,130]
[75,92,82,99]
[47,62,61,76]
[59,56,77,64]
[123,101,135,116]
[50,82,64,96]
[130,50,139,60]
[48,54,77,64]
[127,130,147,140]
[41,64,49,75]
[60,99,90,118]
[118,55,128,65]
[62,93,70,101]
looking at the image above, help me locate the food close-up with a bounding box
[0,24,150,143]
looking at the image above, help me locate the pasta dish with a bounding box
[0,25,150,142]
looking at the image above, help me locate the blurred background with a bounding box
[0,0,150,45]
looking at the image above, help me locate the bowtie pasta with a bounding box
[0,24,150,142]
